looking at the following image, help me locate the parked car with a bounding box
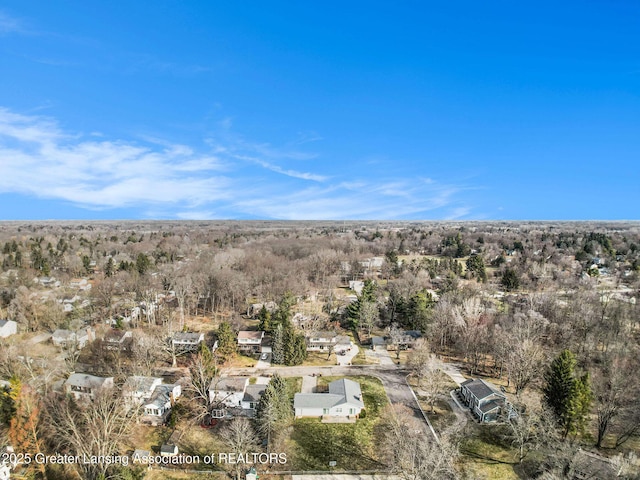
[260,353,268,360]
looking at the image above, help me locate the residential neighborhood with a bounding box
[0,221,638,480]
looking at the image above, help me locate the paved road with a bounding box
[226,363,437,440]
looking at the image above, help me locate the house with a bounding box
[209,377,249,408]
[132,450,151,464]
[305,331,351,352]
[51,328,94,349]
[385,330,422,350]
[237,331,265,353]
[459,378,509,423]
[64,373,114,401]
[241,384,267,411]
[123,376,163,406]
[123,376,181,425]
[294,378,365,420]
[171,332,205,353]
[142,384,181,425]
[348,280,364,295]
[69,278,91,290]
[247,301,277,318]
[160,444,178,456]
[0,320,17,338]
[103,329,133,351]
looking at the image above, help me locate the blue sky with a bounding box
[0,1,639,220]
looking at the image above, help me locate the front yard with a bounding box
[286,375,388,471]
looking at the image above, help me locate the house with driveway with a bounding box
[459,378,509,423]
[305,331,351,352]
[237,331,265,353]
[294,378,364,420]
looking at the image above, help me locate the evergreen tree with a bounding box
[271,324,285,365]
[543,350,593,438]
[216,321,236,358]
[501,268,520,291]
[135,253,151,275]
[255,374,292,447]
[105,257,115,277]
[257,305,271,332]
[466,254,487,282]
[346,279,377,330]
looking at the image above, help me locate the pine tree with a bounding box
[105,257,115,277]
[271,324,285,365]
[257,305,271,332]
[216,321,236,358]
[543,350,593,438]
[255,374,292,448]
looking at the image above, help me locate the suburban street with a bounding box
[225,362,440,440]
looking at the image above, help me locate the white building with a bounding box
[64,373,114,401]
[209,377,249,407]
[0,320,17,338]
[294,378,364,419]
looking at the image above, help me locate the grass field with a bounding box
[287,375,388,471]
[302,351,336,366]
[459,424,520,480]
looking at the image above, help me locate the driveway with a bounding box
[336,343,359,366]
[255,353,271,369]
[301,375,317,393]
[365,342,395,366]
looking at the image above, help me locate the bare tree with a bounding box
[219,417,259,479]
[377,404,459,480]
[44,388,136,479]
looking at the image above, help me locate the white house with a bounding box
[294,378,364,419]
[123,376,181,425]
[209,377,249,407]
[171,332,205,353]
[142,384,181,425]
[123,376,163,406]
[64,373,114,401]
[241,384,267,411]
[305,331,351,352]
[237,331,265,353]
[0,320,17,338]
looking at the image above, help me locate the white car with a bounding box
[260,353,268,360]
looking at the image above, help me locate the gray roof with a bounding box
[462,378,504,401]
[146,385,174,408]
[210,376,247,392]
[479,399,504,414]
[243,384,267,403]
[65,373,112,389]
[294,379,364,410]
[124,376,162,394]
[329,379,365,407]
[294,393,344,409]
[172,332,203,343]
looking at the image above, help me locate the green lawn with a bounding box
[287,375,389,471]
[459,424,520,480]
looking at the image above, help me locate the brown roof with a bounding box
[238,331,264,340]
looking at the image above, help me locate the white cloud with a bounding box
[0,107,473,220]
[0,11,24,35]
